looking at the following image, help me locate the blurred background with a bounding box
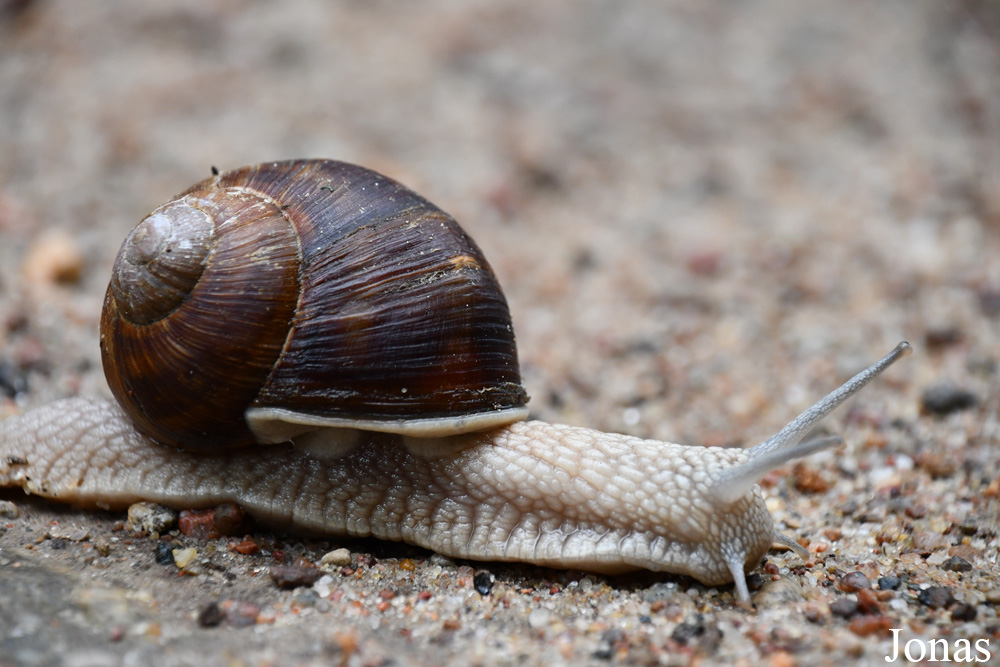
[0,0,997,447]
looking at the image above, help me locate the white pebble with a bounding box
[528,608,551,628]
[172,547,197,569]
[320,548,352,567]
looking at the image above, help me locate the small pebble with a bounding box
[752,577,804,607]
[670,616,704,644]
[803,606,824,624]
[670,616,722,654]
[829,598,859,619]
[793,463,833,494]
[154,542,175,566]
[209,503,246,535]
[178,503,245,539]
[942,556,972,572]
[917,586,955,609]
[528,608,550,629]
[0,499,19,519]
[269,564,323,589]
[747,572,767,592]
[222,600,260,627]
[924,327,962,350]
[230,536,260,555]
[293,589,319,607]
[951,603,977,622]
[127,502,177,536]
[848,615,893,637]
[925,551,949,566]
[178,509,220,539]
[197,602,224,628]
[641,581,678,603]
[20,229,84,288]
[473,571,494,596]
[320,548,352,567]
[920,384,978,416]
[836,572,871,593]
[47,525,89,541]
[172,547,197,569]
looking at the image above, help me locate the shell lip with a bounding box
[245,405,531,444]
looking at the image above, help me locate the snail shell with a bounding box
[100,160,529,453]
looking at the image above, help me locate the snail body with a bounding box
[0,159,910,605]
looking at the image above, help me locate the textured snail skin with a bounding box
[0,397,773,597]
[0,342,912,605]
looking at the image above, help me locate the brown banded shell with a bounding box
[100,159,528,452]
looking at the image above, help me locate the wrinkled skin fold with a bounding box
[0,397,774,599]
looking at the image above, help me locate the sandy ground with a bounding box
[1,1,999,665]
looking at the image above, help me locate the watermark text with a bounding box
[886,629,990,663]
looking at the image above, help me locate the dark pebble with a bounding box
[952,603,977,622]
[830,598,860,618]
[197,601,224,628]
[670,614,721,654]
[920,384,978,416]
[48,538,67,550]
[592,628,624,660]
[671,617,703,644]
[837,571,871,593]
[269,564,323,589]
[0,358,28,398]
[473,571,494,596]
[942,556,972,572]
[924,327,962,349]
[959,523,978,536]
[211,503,246,536]
[154,542,175,566]
[918,586,956,609]
[877,575,901,590]
[592,645,614,661]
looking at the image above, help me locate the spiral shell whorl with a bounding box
[101,189,301,451]
[109,202,213,325]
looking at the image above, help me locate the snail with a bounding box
[0,159,911,605]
